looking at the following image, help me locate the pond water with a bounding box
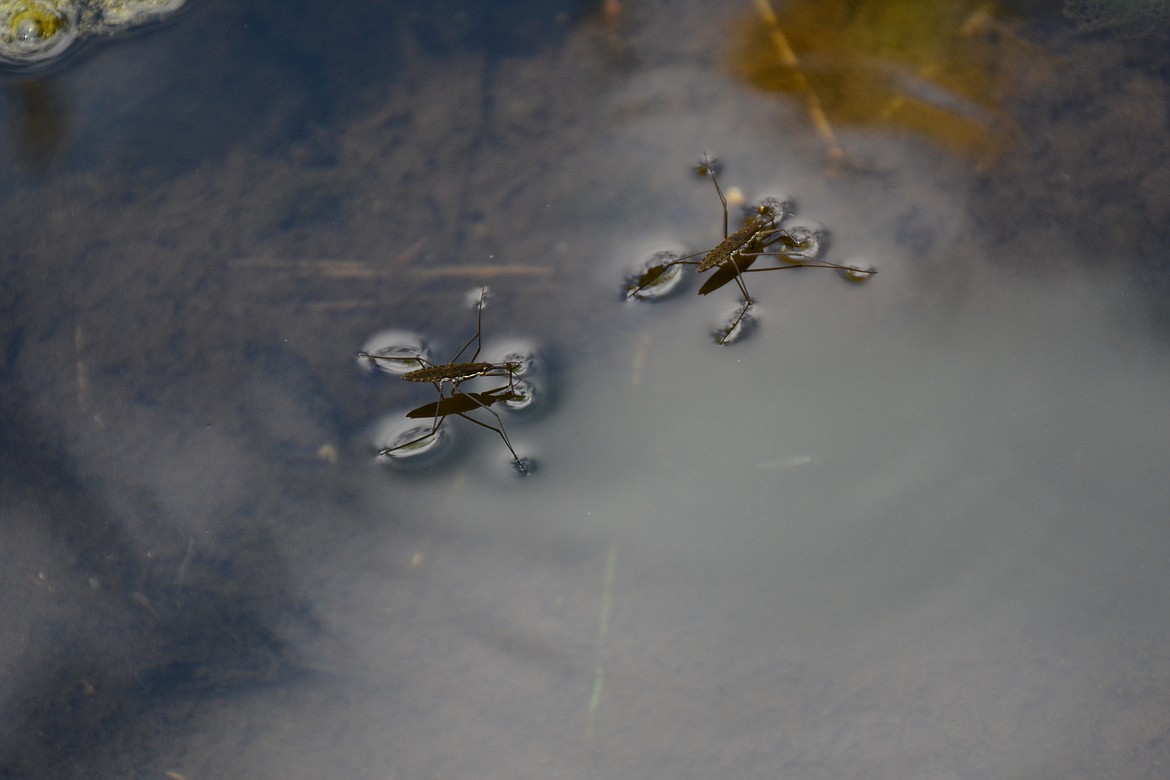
[3,1,1170,778]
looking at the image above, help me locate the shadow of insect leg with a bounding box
[450,387,528,474]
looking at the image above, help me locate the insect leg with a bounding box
[449,286,489,363]
[626,251,705,300]
[728,254,755,305]
[716,300,754,346]
[740,260,876,274]
[700,154,729,241]
[357,351,433,371]
[378,380,452,457]
[449,385,528,475]
[379,417,451,457]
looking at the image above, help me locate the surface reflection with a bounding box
[2,1,1170,779]
[3,78,68,169]
[624,154,875,344]
[359,287,540,475]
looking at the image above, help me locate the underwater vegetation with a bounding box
[1064,0,1170,36]
[730,0,1036,165]
[0,0,184,65]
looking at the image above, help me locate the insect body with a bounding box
[693,155,788,289]
[696,201,782,274]
[360,288,532,475]
[402,361,499,384]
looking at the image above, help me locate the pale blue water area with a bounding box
[3,1,1170,778]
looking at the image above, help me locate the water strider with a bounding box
[625,155,877,343]
[358,287,532,475]
[625,155,790,308]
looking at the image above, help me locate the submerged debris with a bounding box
[731,0,1038,165]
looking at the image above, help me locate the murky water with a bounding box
[3,1,1170,778]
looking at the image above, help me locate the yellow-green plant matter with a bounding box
[732,0,1037,164]
[0,0,184,64]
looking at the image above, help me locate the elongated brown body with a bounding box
[403,361,495,384]
[696,204,779,273]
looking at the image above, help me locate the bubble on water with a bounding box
[0,0,188,66]
[0,1,78,64]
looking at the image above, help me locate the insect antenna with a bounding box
[699,153,730,241]
[448,286,489,364]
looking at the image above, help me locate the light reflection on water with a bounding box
[263,262,1170,780]
[2,1,1170,778]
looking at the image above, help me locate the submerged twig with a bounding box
[586,544,618,741]
[752,0,846,166]
[409,265,553,279]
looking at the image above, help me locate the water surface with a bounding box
[2,1,1170,778]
